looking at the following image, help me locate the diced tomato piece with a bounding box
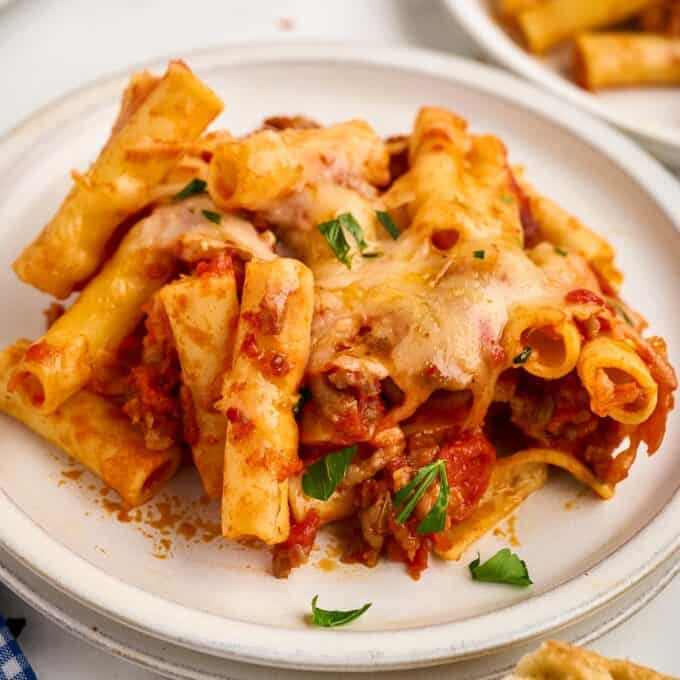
[438,430,496,522]
[565,289,604,306]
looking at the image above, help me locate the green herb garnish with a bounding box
[469,548,532,586]
[318,219,353,268]
[473,250,485,259]
[302,445,357,500]
[394,460,449,534]
[513,346,532,365]
[362,252,382,258]
[318,212,370,267]
[376,210,400,240]
[202,209,222,224]
[620,309,633,326]
[610,301,634,326]
[555,246,568,256]
[310,595,371,627]
[338,213,368,252]
[173,178,207,200]
[500,194,514,204]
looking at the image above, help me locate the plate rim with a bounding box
[444,0,680,159]
[0,42,679,671]
[1,545,678,680]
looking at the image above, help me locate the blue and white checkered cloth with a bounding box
[0,618,36,680]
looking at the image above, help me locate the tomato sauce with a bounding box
[438,430,496,522]
[195,250,233,277]
[508,168,541,248]
[386,534,432,580]
[226,407,254,440]
[271,511,321,579]
[565,289,604,306]
[130,365,181,418]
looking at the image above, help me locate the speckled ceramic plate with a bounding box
[0,44,679,671]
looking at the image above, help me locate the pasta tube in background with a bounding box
[575,33,680,90]
[517,0,655,53]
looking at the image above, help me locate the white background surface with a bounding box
[0,1,677,677]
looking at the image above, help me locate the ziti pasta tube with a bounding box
[160,261,240,499]
[503,305,582,379]
[13,202,207,413]
[0,341,181,506]
[578,336,658,425]
[575,33,680,90]
[208,121,389,211]
[13,61,223,298]
[465,134,525,246]
[388,108,523,247]
[516,0,655,53]
[521,183,622,290]
[400,106,470,243]
[221,258,313,544]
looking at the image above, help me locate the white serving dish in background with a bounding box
[446,0,680,168]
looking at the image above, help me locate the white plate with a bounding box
[0,44,679,672]
[2,545,679,680]
[445,0,680,168]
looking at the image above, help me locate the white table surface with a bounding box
[0,1,677,677]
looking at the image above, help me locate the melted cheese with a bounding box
[310,229,568,426]
[260,171,598,434]
[136,196,274,261]
[262,183,382,266]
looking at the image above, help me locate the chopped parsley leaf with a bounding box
[173,178,207,200]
